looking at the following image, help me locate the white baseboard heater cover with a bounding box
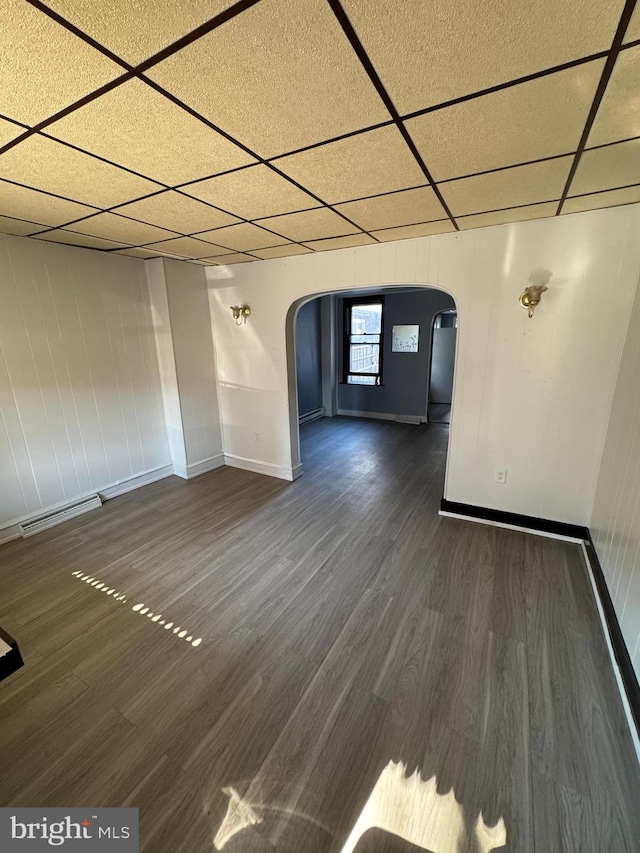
[18,495,103,537]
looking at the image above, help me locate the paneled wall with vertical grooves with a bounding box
[591,269,640,679]
[0,233,169,530]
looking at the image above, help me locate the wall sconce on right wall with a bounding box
[520,270,552,318]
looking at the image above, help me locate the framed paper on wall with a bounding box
[392,324,419,353]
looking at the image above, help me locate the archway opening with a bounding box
[286,284,459,493]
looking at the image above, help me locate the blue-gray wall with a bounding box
[338,289,455,418]
[296,299,323,417]
[430,327,457,404]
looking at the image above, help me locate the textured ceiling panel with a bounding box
[0,181,97,227]
[0,215,47,236]
[66,212,176,245]
[440,158,573,216]
[202,252,255,264]
[33,230,128,250]
[371,221,456,242]
[0,117,26,148]
[406,61,602,181]
[252,244,313,260]
[0,136,162,207]
[182,165,319,220]
[624,8,640,41]
[148,0,389,158]
[47,79,255,185]
[457,203,558,230]
[42,0,236,64]
[1,0,638,263]
[0,0,122,125]
[341,0,624,113]
[195,222,289,251]
[570,139,640,195]
[257,208,359,242]
[275,126,426,204]
[335,186,447,231]
[587,47,640,146]
[564,185,640,213]
[302,234,375,252]
[141,236,229,259]
[114,192,239,233]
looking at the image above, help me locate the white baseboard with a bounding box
[337,409,425,423]
[291,463,303,480]
[223,453,294,481]
[337,409,395,421]
[0,463,175,544]
[437,510,584,543]
[173,453,225,480]
[580,542,640,765]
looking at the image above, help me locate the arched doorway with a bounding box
[285,284,459,488]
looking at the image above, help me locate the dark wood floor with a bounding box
[0,417,638,852]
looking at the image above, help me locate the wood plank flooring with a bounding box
[0,417,638,852]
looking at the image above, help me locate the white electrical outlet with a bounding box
[494,469,507,484]
[254,432,261,442]
[271,348,279,362]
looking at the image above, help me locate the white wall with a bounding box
[591,265,640,678]
[157,259,223,477]
[0,233,169,533]
[207,204,640,525]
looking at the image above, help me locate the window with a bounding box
[343,297,384,385]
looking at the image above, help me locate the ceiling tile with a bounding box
[33,230,128,250]
[275,126,426,204]
[0,181,98,227]
[587,47,640,147]
[202,253,255,265]
[252,245,313,260]
[114,192,239,233]
[439,158,572,216]
[141,236,229,259]
[335,186,446,231]
[46,79,255,185]
[570,138,640,195]
[42,0,236,65]
[257,208,358,242]
[183,165,319,220]
[0,116,25,148]
[624,8,640,42]
[371,221,456,242]
[406,62,602,181]
[66,213,176,245]
[195,222,289,251]
[113,247,187,260]
[457,203,558,230]
[302,234,375,252]
[563,185,640,213]
[0,136,163,208]
[148,0,389,158]
[341,0,624,113]
[0,0,122,125]
[0,215,47,237]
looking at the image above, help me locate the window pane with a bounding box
[350,343,379,373]
[351,333,380,344]
[348,375,377,385]
[351,303,382,335]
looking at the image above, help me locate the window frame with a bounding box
[342,296,385,386]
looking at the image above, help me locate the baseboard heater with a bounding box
[18,494,102,538]
[299,407,325,425]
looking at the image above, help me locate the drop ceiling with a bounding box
[1,0,639,266]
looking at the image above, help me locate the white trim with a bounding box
[437,510,584,543]
[337,409,395,421]
[0,463,175,544]
[299,407,325,425]
[223,453,294,481]
[291,463,303,480]
[580,541,640,766]
[174,453,225,480]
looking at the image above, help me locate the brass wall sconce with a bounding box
[520,285,548,318]
[230,305,251,325]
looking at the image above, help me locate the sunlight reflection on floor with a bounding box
[213,760,506,852]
